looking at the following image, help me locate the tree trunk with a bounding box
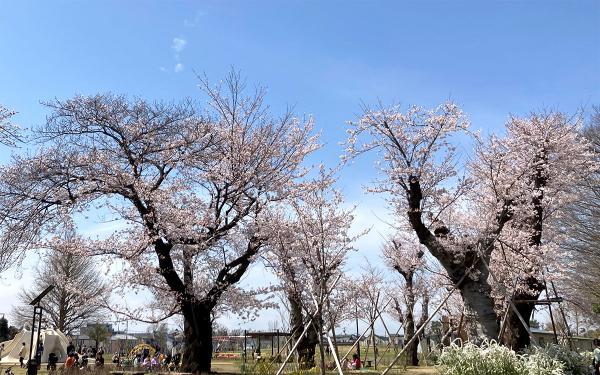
[404,277,419,366]
[405,315,418,366]
[326,298,340,359]
[501,276,544,351]
[459,275,500,343]
[181,302,213,374]
[500,150,548,351]
[315,320,326,375]
[288,293,319,369]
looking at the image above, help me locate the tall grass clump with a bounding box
[525,344,588,375]
[438,340,568,375]
[438,340,527,375]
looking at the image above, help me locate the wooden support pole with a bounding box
[327,336,344,375]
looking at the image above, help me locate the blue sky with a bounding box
[1,0,599,331]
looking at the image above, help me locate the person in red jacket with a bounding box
[351,353,361,370]
[65,353,76,369]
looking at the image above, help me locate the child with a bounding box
[150,355,159,370]
[65,353,76,369]
[351,353,361,370]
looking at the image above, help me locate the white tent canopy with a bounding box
[0,329,68,364]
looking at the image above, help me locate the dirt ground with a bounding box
[212,360,439,374]
[1,362,439,374]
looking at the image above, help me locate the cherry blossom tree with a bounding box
[347,103,595,350]
[0,72,319,373]
[0,104,23,272]
[265,168,360,371]
[345,263,390,368]
[383,236,430,365]
[0,105,20,146]
[472,111,596,348]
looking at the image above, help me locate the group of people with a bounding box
[64,341,105,371]
[10,341,53,371]
[110,345,181,372]
[339,353,361,370]
[131,352,178,371]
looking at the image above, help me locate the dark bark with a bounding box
[415,290,430,363]
[403,278,418,366]
[401,280,431,366]
[459,274,500,342]
[288,292,319,369]
[181,302,213,374]
[393,248,430,366]
[501,278,544,350]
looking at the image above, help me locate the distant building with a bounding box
[73,323,114,349]
[530,328,596,351]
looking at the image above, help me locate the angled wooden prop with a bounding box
[29,285,55,306]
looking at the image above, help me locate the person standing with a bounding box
[0,343,4,362]
[67,341,75,355]
[18,342,26,368]
[96,346,104,367]
[593,338,600,375]
[37,342,44,359]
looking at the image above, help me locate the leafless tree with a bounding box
[561,106,600,320]
[11,245,108,335]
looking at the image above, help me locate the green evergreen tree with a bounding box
[0,316,9,341]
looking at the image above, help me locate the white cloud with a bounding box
[170,37,187,73]
[172,37,187,53]
[184,10,207,28]
[159,66,166,72]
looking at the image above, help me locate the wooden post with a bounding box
[243,330,247,364]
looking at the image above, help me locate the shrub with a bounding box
[525,344,588,375]
[523,348,565,375]
[436,340,586,375]
[438,340,527,375]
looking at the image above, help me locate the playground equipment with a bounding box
[128,343,156,358]
[0,329,68,364]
